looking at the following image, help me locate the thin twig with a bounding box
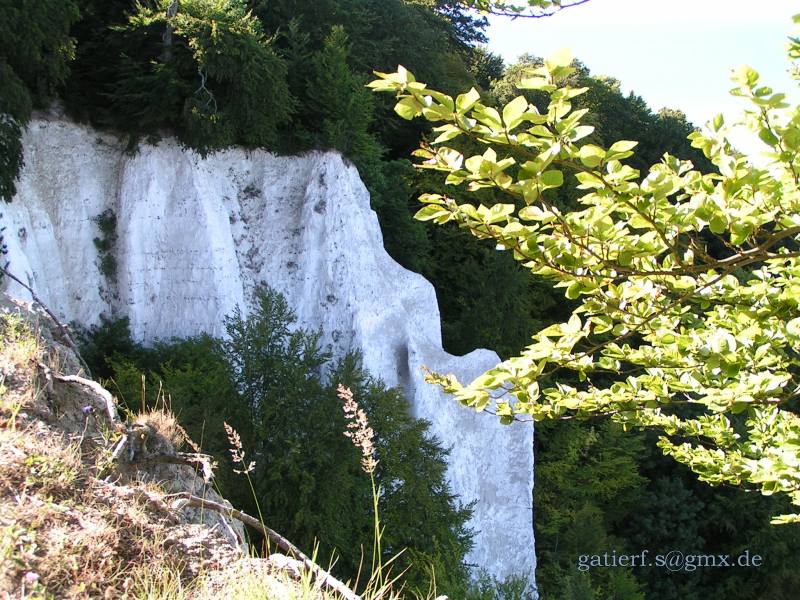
[3,267,92,376]
[473,0,592,18]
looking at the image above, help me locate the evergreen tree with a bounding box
[68,0,292,152]
[221,287,473,593]
[534,418,646,598]
[99,286,474,594]
[332,353,474,596]
[304,26,384,178]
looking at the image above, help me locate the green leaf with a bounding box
[787,318,800,339]
[732,65,760,87]
[578,145,605,168]
[574,172,604,189]
[540,170,564,188]
[486,203,515,224]
[502,95,529,129]
[519,205,554,222]
[565,281,582,299]
[545,47,574,71]
[418,194,445,205]
[432,124,462,144]
[730,221,753,245]
[608,140,638,153]
[394,96,421,120]
[570,125,595,142]
[759,127,779,146]
[606,140,638,160]
[473,105,503,129]
[456,87,481,113]
[709,214,728,234]
[414,204,450,222]
[518,76,556,92]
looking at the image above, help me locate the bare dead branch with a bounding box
[131,452,216,482]
[3,267,92,376]
[47,369,121,424]
[168,493,361,600]
[94,479,182,524]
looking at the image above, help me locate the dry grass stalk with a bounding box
[338,385,378,474]
[224,421,255,475]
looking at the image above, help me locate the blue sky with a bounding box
[486,0,798,129]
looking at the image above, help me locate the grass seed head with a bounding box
[223,421,255,475]
[338,384,378,474]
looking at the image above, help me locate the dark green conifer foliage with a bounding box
[63,0,139,125]
[278,22,433,271]
[95,287,473,595]
[76,315,146,380]
[69,0,292,152]
[0,116,23,202]
[303,26,384,180]
[0,1,79,109]
[533,418,646,599]
[332,352,473,596]
[0,0,80,199]
[465,46,505,91]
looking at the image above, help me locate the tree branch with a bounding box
[44,368,121,424]
[2,266,93,377]
[464,0,593,18]
[130,452,215,482]
[167,493,361,600]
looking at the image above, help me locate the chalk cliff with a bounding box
[1,117,535,584]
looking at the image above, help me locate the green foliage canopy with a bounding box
[0,0,80,199]
[70,0,292,152]
[371,22,800,522]
[0,0,79,116]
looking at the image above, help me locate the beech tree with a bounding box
[370,17,800,522]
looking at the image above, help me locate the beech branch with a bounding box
[464,0,592,18]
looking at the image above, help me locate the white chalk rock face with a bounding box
[2,117,536,585]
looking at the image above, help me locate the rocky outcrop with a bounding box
[0,294,246,596]
[1,117,535,583]
[0,294,361,599]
